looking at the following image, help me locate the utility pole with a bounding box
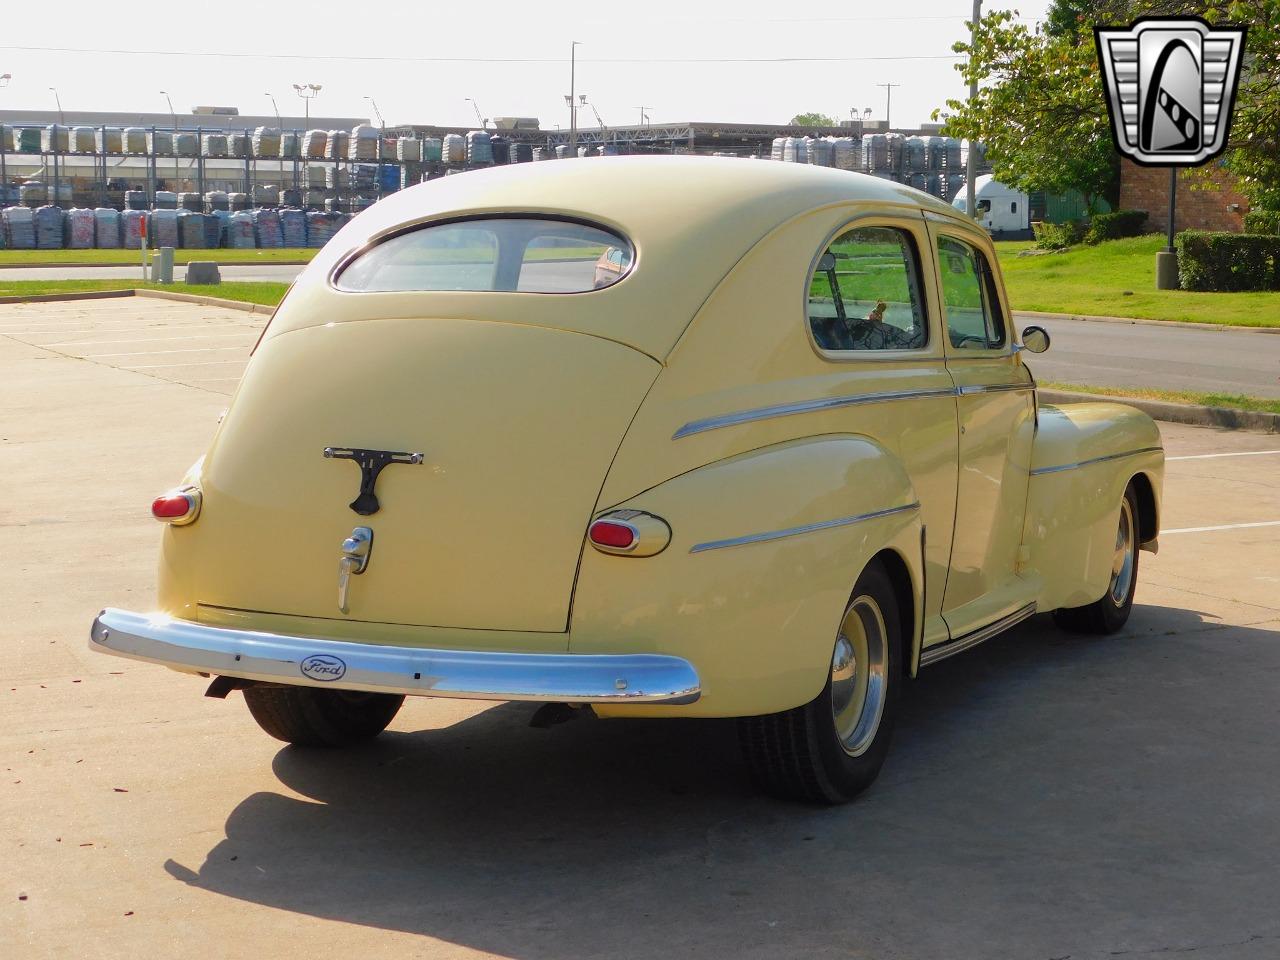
[567,41,582,153]
[965,0,982,218]
[633,105,651,127]
[876,83,900,129]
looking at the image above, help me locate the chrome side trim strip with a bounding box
[672,388,956,439]
[1030,446,1163,477]
[957,382,1035,395]
[690,502,920,554]
[89,608,701,705]
[918,602,1038,667]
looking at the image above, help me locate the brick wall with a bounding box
[1118,159,1250,233]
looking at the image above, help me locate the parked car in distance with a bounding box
[91,157,1164,803]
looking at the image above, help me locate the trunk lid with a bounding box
[192,317,659,633]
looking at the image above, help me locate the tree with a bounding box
[790,112,839,127]
[934,5,1116,212]
[938,0,1280,211]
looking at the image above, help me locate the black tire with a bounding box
[1053,481,1141,635]
[738,560,902,804]
[242,684,405,747]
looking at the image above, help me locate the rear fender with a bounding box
[571,435,923,717]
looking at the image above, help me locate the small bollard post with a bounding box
[154,246,175,285]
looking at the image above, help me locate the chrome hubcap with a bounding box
[1109,499,1136,606]
[830,595,889,758]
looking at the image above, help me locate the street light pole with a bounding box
[965,0,982,218]
[159,89,178,185]
[49,86,63,124]
[568,41,582,153]
[876,83,900,129]
[293,83,321,130]
[364,96,386,199]
[265,92,285,192]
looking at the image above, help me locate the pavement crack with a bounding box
[1108,932,1280,955]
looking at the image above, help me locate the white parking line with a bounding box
[1163,520,1280,535]
[5,325,256,337]
[44,333,256,347]
[84,346,249,358]
[124,359,247,370]
[1167,450,1280,461]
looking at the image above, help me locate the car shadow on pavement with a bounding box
[163,605,1280,959]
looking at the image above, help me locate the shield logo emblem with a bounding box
[1096,17,1247,167]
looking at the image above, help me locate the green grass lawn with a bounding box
[1042,381,1280,416]
[0,280,288,307]
[995,234,1280,327]
[0,248,316,266]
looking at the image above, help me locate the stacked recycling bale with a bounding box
[253,127,281,158]
[943,174,966,202]
[280,208,307,247]
[771,137,786,161]
[326,130,349,160]
[34,206,66,248]
[908,173,928,193]
[903,137,927,174]
[490,136,511,165]
[229,133,250,159]
[422,137,443,163]
[395,137,421,162]
[19,181,47,207]
[148,130,173,155]
[97,128,123,153]
[554,144,572,160]
[71,127,96,153]
[3,207,36,248]
[831,137,859,171]
[210,210,230,247]
[281,131,300,159]
[466,131,493,165]
[151,209,180,248]
[120,210,146,248]
[65,208,96,248]
[279,188,302,208]
[228,192,250,211]
[178,193,202,212]
[15,127,41,154]
[124,191,147,211]
[807,138,833,167]
[94,208,121,248]
[303,129,327,158]
[205,191,229,212]
[253,208,283,248]
[202,133,229,157]
[227,211,256,248]
[42,126,70,152]
[154,191,178,210]
[511,142,533,163]
[350,125,380,160]
[123,128,147,154]
[252,183,276,207]
[532,146,552,161]
[443,134,466,164]
[179,211,207,249]
[305,211,341,247]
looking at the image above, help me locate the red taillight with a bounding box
[589,519,637,550]
[151,488,201,525]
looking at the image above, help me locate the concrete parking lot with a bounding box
[4,298,1279,960]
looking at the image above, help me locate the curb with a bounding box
[0,288,276,314]
[0,289,138,305]
[1014,310,1280,335]
[133,289,275,314]
[1039,389,1280,434]
[0,260,312,270]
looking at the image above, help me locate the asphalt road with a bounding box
[2,261,1278,396]
[5,297,1280,960]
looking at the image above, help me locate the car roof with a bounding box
[289,157,974,360]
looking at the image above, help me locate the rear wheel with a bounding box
[738,560,902,804]
[1053,481,1140,635]
[243,684,405,747]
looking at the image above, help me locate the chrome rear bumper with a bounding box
[89,608,701,705]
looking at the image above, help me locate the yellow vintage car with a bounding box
[91,157,1164,803]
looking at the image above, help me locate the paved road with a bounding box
[3,262,1278,396]
[5,295,1280,959]
[1020,313,1280,399]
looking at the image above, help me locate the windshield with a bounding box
[335,217,634,294]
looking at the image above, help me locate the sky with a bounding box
[0,0,1054,130]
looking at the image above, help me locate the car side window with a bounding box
[807,225,928,353]
[936,236,1006,350]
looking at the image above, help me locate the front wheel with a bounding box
[738,560,902,804]
[1053,481,1140,635]
[243,684,405,747]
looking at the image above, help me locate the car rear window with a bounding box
[334,217,634,294]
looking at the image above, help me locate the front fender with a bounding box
[570,435,922,717]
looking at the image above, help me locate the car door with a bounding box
[928,219,1037,638]
[804,216,959,649]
